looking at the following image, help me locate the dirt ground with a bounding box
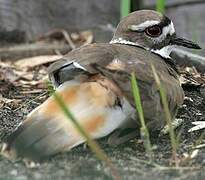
[0,62,205,180]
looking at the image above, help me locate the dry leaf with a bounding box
[179,66,205,86]
[0,61,12,68]
[188,121,205,132]
[0,94,21,108]
[14,55,63,68]
[0,63,20,83]
[70,30,93,45]
[80,31,93,45]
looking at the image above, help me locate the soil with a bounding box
[0,68,205,180]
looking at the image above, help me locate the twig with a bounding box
[0,43,70,61]
[61,30,76,49]
[194,144,205,149]
[13,91,47,112]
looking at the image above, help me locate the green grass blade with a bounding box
[49,87,120,180]
[120,0,131,19]
[150,64,177,163]
[156,0,166,14]
[131,72,153,159]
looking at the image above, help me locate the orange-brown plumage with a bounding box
[42,85,79,115]
[4,79,132,161]
[82,115,105,133]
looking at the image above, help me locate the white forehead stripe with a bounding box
[129,20,175,37]
[129,20,159,31]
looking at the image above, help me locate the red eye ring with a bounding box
[145,25,162,37]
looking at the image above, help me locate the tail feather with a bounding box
[4,78,134,161]
[6,116,80,161]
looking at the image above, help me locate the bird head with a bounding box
[111,10,201,58]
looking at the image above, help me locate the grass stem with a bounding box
[131,72,153,160]
[156,0,166,13]
[120,0,131,19]
[150,64,178,165]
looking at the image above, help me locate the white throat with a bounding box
[151,45,175,58]
[110,38,175,59]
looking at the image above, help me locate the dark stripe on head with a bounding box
[158,16,171,28]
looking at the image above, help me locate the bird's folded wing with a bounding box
[48,43,184,116]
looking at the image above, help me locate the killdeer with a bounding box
[4,10,201,161]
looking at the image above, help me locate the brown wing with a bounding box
[48,43,117,87]
[91,57,184,129]
[48,43,184,126]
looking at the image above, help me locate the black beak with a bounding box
[171,36,201,49]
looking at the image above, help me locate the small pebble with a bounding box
[16,175,27,180]
[10,169,18,176]
[33,172,42,179]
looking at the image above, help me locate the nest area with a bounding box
[0,31,204,179]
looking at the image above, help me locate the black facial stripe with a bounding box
[158,16,171,28]
[150,16,174,50]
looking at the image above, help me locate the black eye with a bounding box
[145,26,162,37]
